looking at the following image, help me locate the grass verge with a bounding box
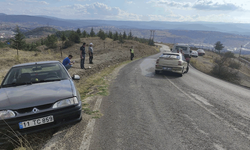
[77,58,140,100]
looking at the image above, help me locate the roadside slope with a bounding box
[0,38,158,150]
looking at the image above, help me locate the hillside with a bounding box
[0,14,250,54]
[24,27,58,38]
[79,27,250,54]
[0,37,158,83]
[1,14,250,35]
[189,50,250,88]
[2,13,250,54]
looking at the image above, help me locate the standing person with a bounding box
[130,46,134,60]
[80,43,86,69]
[89,43,94,64]
[62,55,75,70]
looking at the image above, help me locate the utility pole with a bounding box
[152,30,155,41]
[104,42,105,49]
[239,45,242,58]
[150,30,152,39]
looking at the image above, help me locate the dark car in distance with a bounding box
[0,61,82,146]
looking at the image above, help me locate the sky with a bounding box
[0,0,250,23]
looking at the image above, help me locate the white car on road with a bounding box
[191,51,198,57]
[155,52,189,77]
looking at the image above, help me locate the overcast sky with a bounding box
[0,0,250,23]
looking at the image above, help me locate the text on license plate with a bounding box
[19,115,54,129]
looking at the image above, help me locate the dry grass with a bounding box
[190,50,250,87]
[0,37,158,83]
[0,48,62,83]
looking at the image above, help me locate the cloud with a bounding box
[66,3,142,20]
[193,0,241,11]
[16,0,49,5]
[68,3,120,16]
[157,1,191,8]
[126,1,135,4]
[148,0,242,11]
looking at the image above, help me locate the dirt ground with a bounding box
[0,37,158,150]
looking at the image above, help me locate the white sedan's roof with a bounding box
[163,52,180,55]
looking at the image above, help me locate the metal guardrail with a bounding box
[239,57,250,65]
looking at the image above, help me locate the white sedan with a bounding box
[191,51,198,57]
[155,52,189,77]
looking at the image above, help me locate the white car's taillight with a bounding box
[178,61,182,66]
[156,59,159,64]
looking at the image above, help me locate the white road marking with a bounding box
[190,93,213,107]
[213,143,226,150]
[182,114,209,136]
[79,97,103,150]
[164,76,250,142]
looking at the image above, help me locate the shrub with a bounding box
[0,41,8,48]
[69,31,80,43]
[211,64,240,82]
[63,40,74,49]
[224,51,235,58]
[211,55,240,82]
[229,61,241,69]
[45,35,57,48]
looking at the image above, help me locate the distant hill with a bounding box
[1,14,250,36]
[2,14,250,54]
[83,27,250,49]
[24,27,58,37]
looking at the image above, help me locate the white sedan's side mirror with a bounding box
[72,75,80,80]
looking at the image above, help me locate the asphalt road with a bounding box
[89,44,250,150]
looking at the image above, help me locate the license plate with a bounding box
[163,67,171,70]
[19,115,54,129]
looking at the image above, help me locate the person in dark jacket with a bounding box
[80,43,86,69]
[130,46,134,60]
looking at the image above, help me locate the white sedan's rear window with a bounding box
[161,54,180,59]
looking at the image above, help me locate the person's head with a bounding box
[68,55,73,59]
[90,43,93,47]
[83,43,86,47]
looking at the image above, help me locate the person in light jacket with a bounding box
[89,43,94,64]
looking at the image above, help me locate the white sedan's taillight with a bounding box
[178,61,182,66]
[156,59,159,64]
